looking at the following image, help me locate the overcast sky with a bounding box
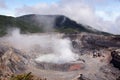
[0,0,120,34]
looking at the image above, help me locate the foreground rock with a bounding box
[0,44,27,79]
[111,49,120,69]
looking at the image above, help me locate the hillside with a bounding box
[0,15,43,36]
[17,14,111,35]
[0,14,111,36]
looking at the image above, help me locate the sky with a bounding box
[0,0,120,34]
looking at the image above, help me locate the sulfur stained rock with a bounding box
[36,62,85,71]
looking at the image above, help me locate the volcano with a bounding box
[0,14,120,80]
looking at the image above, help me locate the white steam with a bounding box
[34,15,56,32]
[35,37,78,63]
[0,28,78,64]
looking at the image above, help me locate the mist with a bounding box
[35,37,78,63]
[34,15,56,32]
[15,0,120,34]
[0,28,78,64]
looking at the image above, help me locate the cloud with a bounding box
[116,16,120,26]
[0,0,7,9]
[15,0,120,34]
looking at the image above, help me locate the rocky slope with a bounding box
[66,33,120,80]
[0,44,27,79]
[0,33,120,80]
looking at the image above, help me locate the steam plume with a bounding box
[0,28,78,64]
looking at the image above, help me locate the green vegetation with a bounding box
[57,27,79,34]
[0,14,111,36]
[10,72,46,80]
[0,15,43,36]
[10,72,33,80]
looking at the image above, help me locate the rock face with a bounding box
[111,49,120,69]
[116,76,120,80]
[0,45,27,79]
[66,33,120,49]
[64,33,120,80]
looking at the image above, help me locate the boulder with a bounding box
[110,49,120,69]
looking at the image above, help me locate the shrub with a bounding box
[10,72,46,80]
